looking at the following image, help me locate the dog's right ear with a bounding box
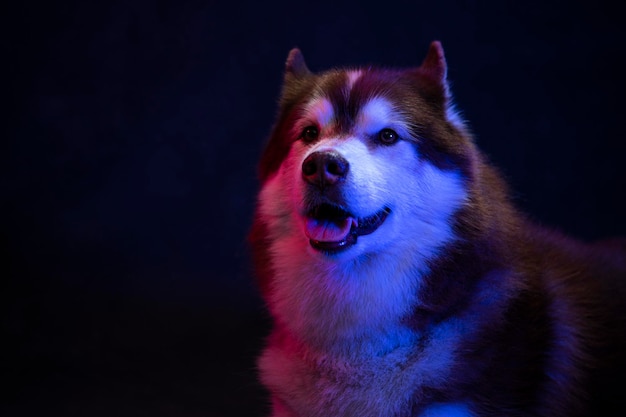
[285,48,311,80]
[278,48,312,107]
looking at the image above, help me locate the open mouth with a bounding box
[303,203,391,255]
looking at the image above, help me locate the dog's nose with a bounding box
[302,151,349,187]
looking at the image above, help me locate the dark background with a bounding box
[3,0,626,416]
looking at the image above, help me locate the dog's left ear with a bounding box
[414,41,452,104]
[419,41,447,84]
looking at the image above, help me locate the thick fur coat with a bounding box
[249,41,626,417]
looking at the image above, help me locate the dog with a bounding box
[248,41,626,416]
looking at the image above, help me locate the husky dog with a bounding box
[249,41,626,417]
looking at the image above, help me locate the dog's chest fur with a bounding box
[258,310,474,417]
[259,335,451,417]
[250,42,626,417]
[257,247,516,417]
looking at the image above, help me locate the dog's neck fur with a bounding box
[258,159,522,361]
[250,42,626,417]
[269,247,427,358]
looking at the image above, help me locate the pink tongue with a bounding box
[304,217,355,242]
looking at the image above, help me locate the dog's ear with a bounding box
[414,41,466,128]
[285,48,311,80]
[279,48,313,107]
[419,41,447,86]
[414,41,452,104]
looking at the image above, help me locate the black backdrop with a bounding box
[4,0,626,416]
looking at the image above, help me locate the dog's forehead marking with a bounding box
[356,96,412,138]
[346,69,363,91]
[299,95,411,140]
[303,97,335,127]
[357,97,395,133]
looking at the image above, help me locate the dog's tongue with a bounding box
[304,217,356,243]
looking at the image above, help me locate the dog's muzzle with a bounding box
[301,150,390,255]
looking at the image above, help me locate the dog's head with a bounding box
[255,42,477,266]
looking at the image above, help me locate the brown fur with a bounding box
[250,41,626,416]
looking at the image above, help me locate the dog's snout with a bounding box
[302,151,349,187]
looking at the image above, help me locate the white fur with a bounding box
[259,129,467,348]
[355,97,413,140]
[346,69,362,91]
[291,97,335,139]
[445,101,466,130]
[257,90,471,416]
[305,97,334,127]
[258,90,469,345]
[258,273,508,417]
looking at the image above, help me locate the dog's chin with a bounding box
[303,203,391,256]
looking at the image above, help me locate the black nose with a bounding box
[302,151,350,187]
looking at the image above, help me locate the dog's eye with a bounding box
[378,128,399,145]
[301,126,319,142]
